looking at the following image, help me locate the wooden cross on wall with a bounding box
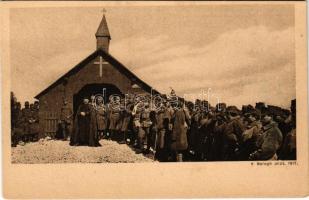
[94,56,109,77]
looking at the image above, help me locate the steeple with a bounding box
[95,10,111,52]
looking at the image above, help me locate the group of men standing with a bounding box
[11,93,40,146]
[56,90,296,162]
[11,90,297,162]
[59,92,192,161]
[185,100,296,161]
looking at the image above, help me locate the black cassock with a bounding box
[70,103,91,146]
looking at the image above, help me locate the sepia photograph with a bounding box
[1,1,308,198]
[9,4,297,164]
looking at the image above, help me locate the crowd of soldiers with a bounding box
[11,92,40,146]
[11,90,297,162]
[57,90,296,162]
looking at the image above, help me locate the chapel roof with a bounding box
[34,49,159,99]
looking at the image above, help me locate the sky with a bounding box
[10,4,295,108]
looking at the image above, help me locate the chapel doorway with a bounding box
[73,83,122,116]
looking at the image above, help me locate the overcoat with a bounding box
[171,108,190,151]
[120,109,132,132]
[221,117,245,160]
[29,109,40,135]
[279,128,296,160]
[256,121,283,160]
[223,117,245,143]
[95,104,107,131]
[109,107,121,131]
[21,108,32,135]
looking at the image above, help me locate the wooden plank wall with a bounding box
[43,111,59,137]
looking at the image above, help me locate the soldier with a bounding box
[164,101,175,160]
[155,103,169,161]
[34,101,39,110]
[170,100,191,162]
[131,98,143,147]
[11,100,19,128]
[221,106,245,161]
[94,96,107,140]
[10,92,17,127]
[119,99,133,144]
[279,99,296,160]
[137,102,152,154]
[191,106,200,159]
[11,102,23,146]
[56,100,73,140]
[105,101,111,139]
[249,114,283,160]
[108,96,121,141]
[115,98,125,142]
[90,95,96,107]
[148,105,158,153]
[29,102,40,141]
[189,106,201,157]
[21,101,32,142]
[168,88,178,108]
[212,112,227,161]
[239,111,262,160]
[164,102,174,130]
[199,111,217,161]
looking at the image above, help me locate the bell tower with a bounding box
[95,10,111,52]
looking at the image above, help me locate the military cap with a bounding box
[226,106,240,115]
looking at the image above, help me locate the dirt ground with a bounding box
[11,139,155,164]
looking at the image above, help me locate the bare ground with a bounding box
[11,139,155,164]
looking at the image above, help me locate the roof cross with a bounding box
[102,8,107,15]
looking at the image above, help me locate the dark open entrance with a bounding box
[73,83,122,116]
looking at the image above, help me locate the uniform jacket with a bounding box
[171,108,191,151]
[223,117,245,143]
[256,121,283,160]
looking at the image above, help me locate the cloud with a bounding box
[111,26,295,108]
[11,49,93,103]
[11,10,295,109]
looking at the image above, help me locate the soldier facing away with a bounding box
[56,100,73,140]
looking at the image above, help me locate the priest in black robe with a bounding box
[70,98,91,146]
